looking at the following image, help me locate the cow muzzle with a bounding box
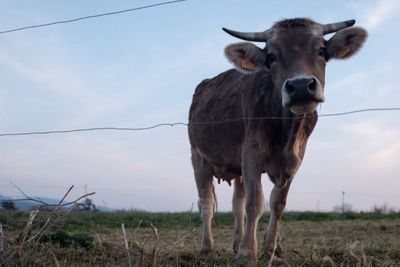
[282,75,325,115]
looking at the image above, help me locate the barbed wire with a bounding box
[0,0,187,35]
[0,107,398,137]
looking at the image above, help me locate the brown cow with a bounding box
[188,18,367,265]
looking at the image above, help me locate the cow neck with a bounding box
[263,75,318,151]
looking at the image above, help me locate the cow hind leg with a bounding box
[232,177,245,254]
[191,149,215,254]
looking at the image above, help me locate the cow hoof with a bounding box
[233,240,240,254]
[259,253,288,267]
[258,252,274,266]
[262,242,283,257]
[275,243,284,257]
[234,254,256,267]
[200,247,216,256]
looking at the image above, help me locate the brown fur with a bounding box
[274,17,317,29]
[188,18,367,264]
[189,70,317,181]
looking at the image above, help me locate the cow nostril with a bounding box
[286,82,296,96]
[307,78,317,92]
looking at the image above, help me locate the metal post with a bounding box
[0,223,4,252]
[342,191,345,213]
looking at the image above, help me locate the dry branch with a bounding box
[320,256,335,266]
[348,241,368,267]
[133,240,145,267]
[50,250,61,267]
[8,183,96,254]
[10,183,95,209]
[132,220,145,267]
[30,217,52,246]
[160,228,196,249]
[150,223,160,267]
[57,185,74,207]
[0,224,4,252]
[121,223,132,267]
[95,233,102,249]
[134,219,143,234]
[17,209,39,254]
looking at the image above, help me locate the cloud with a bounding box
[366,141,400,170]
[360,0,400,30]
[330,72,367,94]
[0,25,231,210]
[0,49,130,128]
[340,119,400,172]
[1,0,399,212]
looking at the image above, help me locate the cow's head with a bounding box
[223,18,367,115]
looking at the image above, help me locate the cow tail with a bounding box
[212,184,218,214]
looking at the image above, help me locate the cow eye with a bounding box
[267,53,277,63]
[318,47,327,58]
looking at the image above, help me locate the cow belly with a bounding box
[189,69,251,181]
[192,139,243,171]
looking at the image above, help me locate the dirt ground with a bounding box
[2,217,400,266]
[103,219,400,266]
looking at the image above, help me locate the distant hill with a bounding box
[0,195,115,212]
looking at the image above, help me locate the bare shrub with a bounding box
[371,202,397,214]
[332,202,354,213]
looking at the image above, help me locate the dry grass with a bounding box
[1,213,400,266]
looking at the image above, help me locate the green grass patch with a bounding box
[2,210,400,232]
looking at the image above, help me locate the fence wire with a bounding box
[0,107,399,137]
[0,0,187,35]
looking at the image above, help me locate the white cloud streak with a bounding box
[360,0,400,30]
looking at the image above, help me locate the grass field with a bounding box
[1,211,400,266]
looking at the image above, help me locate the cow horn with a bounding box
[222,27,269,42]
[321,19,355,35]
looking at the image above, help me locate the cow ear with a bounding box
[225,42,266,74]
[326,27,367,60]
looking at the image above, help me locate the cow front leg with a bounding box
[232,177,245,254]
[192,150,215,254]
[236,153,264,265]
[263,181,292,257]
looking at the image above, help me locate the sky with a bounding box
[0,0,399,211]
